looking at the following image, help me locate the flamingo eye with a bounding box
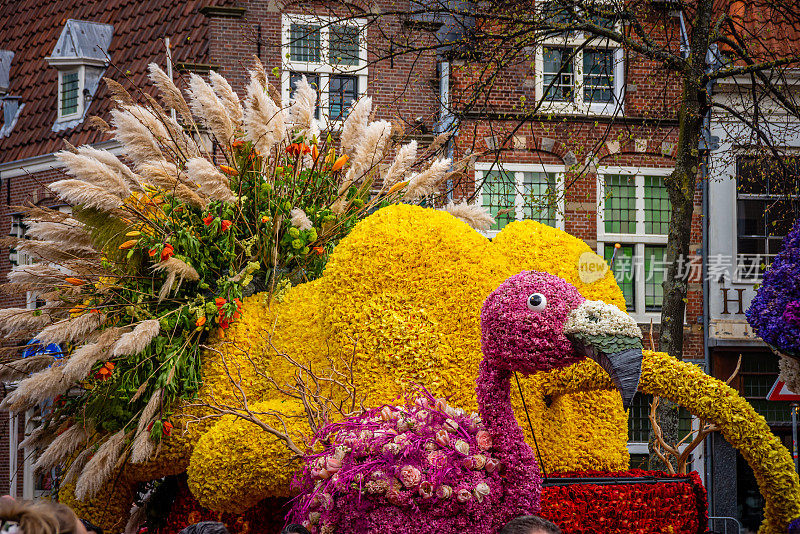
[527,293,547,312]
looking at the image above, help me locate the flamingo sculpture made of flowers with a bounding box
[288,270,645,533]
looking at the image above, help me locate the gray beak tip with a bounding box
[590,347,643,411]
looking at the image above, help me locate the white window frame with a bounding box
[535,2,625,116]
[56,66,84,122]
[596,166,672,322]
[281,14,368,127]
[475,162,565,237]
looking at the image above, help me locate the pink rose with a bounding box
[472,454,486,470]
[427,450,448,469]
[423,440,438,451]
[382,442,401,456]
[386,489,403,506]
[308,512,321,525]
[399,465,422,488]
[485,458,502,474]
[475,430,493,451]
[380,406,397,421]
[436,484,452,500]
[325,456,342,474]
[474,482,491,503]
[419,480,434,499]
[416,409,430,424]
[456,488,472,503]
[454,439,470,456]
[444,418,459,433]
[435,429,450,447]
[396,417,410,433]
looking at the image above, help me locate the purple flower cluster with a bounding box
[746,219,800,356]
[287,390,508,534]
[789,517,800,533]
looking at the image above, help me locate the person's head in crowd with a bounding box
[281,525,311,534]
[499,515,561,534]
[177,522,230,534]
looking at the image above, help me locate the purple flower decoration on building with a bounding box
[746,218,800,357]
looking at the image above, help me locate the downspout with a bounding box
[702,43,721,520]
[439,60,454,202]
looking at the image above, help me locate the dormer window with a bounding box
[0,49,23,138]
[59,69,81,120]
[45,20,113,130]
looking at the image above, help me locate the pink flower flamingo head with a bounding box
[481,271,644,409]
[481,271,586,374]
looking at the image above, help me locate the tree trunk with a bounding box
[649,0,713,471]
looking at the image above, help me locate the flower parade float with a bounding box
[0,61,796,533]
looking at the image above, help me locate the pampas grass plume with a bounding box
[186,158,235,202]
[340,97,371,154]
[112,319,160,357]
[34,424,88,472]
[290,208,313,231]
[243,74,285,155]
[210,70,243,124]
[75,429,126,500]
[383,141,418,187]
[49,180,124,212]
[188,73,235,144]
[443,201,496,231]
[404,158,451,200]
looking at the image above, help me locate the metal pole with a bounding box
[793,403,799,474]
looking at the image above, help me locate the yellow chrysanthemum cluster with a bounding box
[176,205,631,510]
[59,470,137,533]
[187,398,310,513]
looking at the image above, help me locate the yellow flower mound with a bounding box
[187,398,310,513]
[541,351,800,534]
[177,205,631,511]
[58,470,137,533]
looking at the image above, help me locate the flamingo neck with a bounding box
[475,359,531,458]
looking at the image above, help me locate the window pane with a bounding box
[289,72,321,120]
[736,155,800,277]
[541,1,574,33]
[330,75,358,120]
[61,71,79,116]
[481,170,516,231]
[522,172,557,226]
[604,174,636,233]
[604,243,635,312]
[330,25,360,66]
[583,49,614,104]
[644,176,670,234]
[644,245,666,312]
[290,24,321,62]
[543,48,574,102]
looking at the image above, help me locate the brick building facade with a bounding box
[0,0,784,526]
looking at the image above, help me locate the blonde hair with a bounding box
[0,499,81,534]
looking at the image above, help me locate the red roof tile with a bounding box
[0,0,224,164]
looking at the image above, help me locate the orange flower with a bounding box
[331,155,349,172]
[196,316,207,327]
[387,180,409,195]
[261,215,270,224]
[311,144,320,162]
[313,246,325,255]
[119,239,138,250]
[65,277,86,286]
[149,248,158,257]
[160,244,174,261]
[232,140,244,148]
[219,165,239,176]
[99,367,109,376]
[220,220,232,232]
[215,297,227,308]
[105,362,115,371]
[163,421,174,436]
[286,143,312,156]
[203,214,214,226]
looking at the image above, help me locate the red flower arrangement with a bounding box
[157,470,707,534]
[539,469,708,534]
